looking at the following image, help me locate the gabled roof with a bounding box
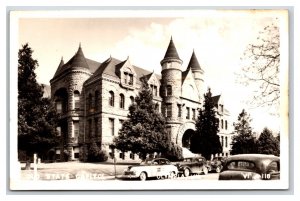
[161,37,181,63]
[182,67,192,84]
[187,50,202,71]
[88,57,161,85]
[53,57,65,77]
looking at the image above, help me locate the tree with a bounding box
[257,127,280,156]
[231,109,257,154]
[18,43,59,161]
[190,89,222,160]
[113,77,171,160]
[238,24,280,114]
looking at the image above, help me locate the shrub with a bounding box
[163,142,183,161]
[87,142,108,162]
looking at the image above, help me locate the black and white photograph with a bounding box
[9,9,289,191]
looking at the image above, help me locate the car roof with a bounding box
[226,154,279,161]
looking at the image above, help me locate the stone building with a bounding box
[50,38,234,162]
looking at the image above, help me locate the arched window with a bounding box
[119,94,125,109]
[166,85,172,96]
[74,91,80,110]
[130,96,134,105]
[109,91,114,106]
[95,90,99,110]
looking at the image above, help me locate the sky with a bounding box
[16,10,287,133]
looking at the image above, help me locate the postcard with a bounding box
[9,9,289,190]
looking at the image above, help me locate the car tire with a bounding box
[139,172,147,181]
[183,168,190,177]
[169,171,176,179]
[215,166,221,173]
[203,167,208,175]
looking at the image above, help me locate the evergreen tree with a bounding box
[113,77,171,160]
[18,43,59,161]
[190,89,222,160]
[257,127,280,156]
[231,109,257,154]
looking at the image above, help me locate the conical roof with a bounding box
[187,50,202,71]
[53,57,65,77]
[161,37,181,62]
[53,44,90,78]
[64,44,89,69]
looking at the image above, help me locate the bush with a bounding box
[87,142,108,162]
[163,143,183,161]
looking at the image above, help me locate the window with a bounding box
[119,152,125,160]
[124,72,128,84]
[192,108,196,120]
[94,118,98,137]
[130,96,134,105]
[177,104,181,117]
[56,101,62,114]
[186,107,190,119]
[88,94,93,110]
[225,120,228,130]
[119,94,125,109]
[56,127,61,136]
[221,136,224,147]
[95,91,99,111]
[154,86,158,96]
[129,74,133,85]
[74,91,80,110]
[166,104,172,117]
[130,152,135,160]
[119,119,124,132]
[109,118,114,136]
[225,136,228,148]
[88,119,92,138]
[74,153,79,159]
[166,85,172,96]
[221,119,224,129]
[73,121,79,138]
[109,91,114,106]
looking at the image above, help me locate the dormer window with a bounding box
[129,74,133,85]
[150,84,158,97]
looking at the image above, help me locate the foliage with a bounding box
[238,24,280,114]
[87,141,108,162]
[18,43,59,160]
[162,142,183,161]
[190,89,222,160]
[113,77,171,160]
[231,109,258,154]
[257,127,280,156]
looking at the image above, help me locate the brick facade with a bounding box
[50,39,234,162]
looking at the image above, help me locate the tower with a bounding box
[160,37,183,142]
[187,50,205,99]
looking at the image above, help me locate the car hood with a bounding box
[218,170,261,180]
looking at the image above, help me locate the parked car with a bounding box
[122,158,178,181]
[176,156,209,177]
[207,156,227,173]
[218,154,280,180]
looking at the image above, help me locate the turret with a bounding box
[160,37,182,122]
[187,50,205,97]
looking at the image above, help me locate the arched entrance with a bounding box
[182,129,195,149]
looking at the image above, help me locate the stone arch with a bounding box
[176,122,196,147]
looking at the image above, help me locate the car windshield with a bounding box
[227,160,256,171]
[140,159,158,165]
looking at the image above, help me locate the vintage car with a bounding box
[122,158,178,181]
[218,154,280,180]
[176,156,209,177]
[207,156,227,173]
